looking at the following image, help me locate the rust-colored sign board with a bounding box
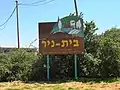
[39,15,84,55]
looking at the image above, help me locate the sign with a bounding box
[39,15,84,54]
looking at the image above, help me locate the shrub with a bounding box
[0,49,39,81]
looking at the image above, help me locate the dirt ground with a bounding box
[0,81,120,90]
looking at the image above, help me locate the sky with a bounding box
[0,0,120,48]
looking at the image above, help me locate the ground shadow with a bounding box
[24,77,120,84]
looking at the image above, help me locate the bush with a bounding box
[0,49,39,82]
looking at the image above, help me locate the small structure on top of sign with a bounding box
[51,15,84,37]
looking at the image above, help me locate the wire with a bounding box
[0,6,16,28]
[0,23,7,32]
[19,0,48,5]
[19,0,56,6]
[29,38,37,48]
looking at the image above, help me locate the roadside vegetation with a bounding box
[0,20,120,89]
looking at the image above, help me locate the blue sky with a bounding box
[0,0,120,48]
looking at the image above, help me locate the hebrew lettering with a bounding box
[73,40,79,47]
[51,40,55,48]
[47,40,50,46]
[61,40,68,47]
[41,40,47,48]
[69,39,72,44]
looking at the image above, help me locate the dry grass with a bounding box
[0,80,120,90]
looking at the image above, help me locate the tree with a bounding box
[78,20,102,77]
[98,27,120,77]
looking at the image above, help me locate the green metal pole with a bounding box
[47,55,50,80]
[74,54,78,79]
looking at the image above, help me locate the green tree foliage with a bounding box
[78,23,120,78]
[78,21,102,77]
[98,28,120,77]
[50,55,74,80]
[31,55,46,81]
[0,53,10,81]
[0,49,38,81]
[84,21,100,56]
[0,22,120,81]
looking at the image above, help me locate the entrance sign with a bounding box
[39,15,84,54]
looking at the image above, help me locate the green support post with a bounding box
[47,55,50,81]
[74,54,78,79]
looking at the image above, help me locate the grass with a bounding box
[49,77,120,83]
[6,89,21,90]
[2,85,80,90]
[22,85,31,89]
[84,88,94,90]
[52,86,66,90]
[36,86,78,90]
[68,87,78,90]
[1,78,120,90]
[74,78,116,83]
[24,85,66,90]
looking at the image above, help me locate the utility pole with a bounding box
[15,0,20,48]
[74,0,79,80]
[74,0,78,16]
